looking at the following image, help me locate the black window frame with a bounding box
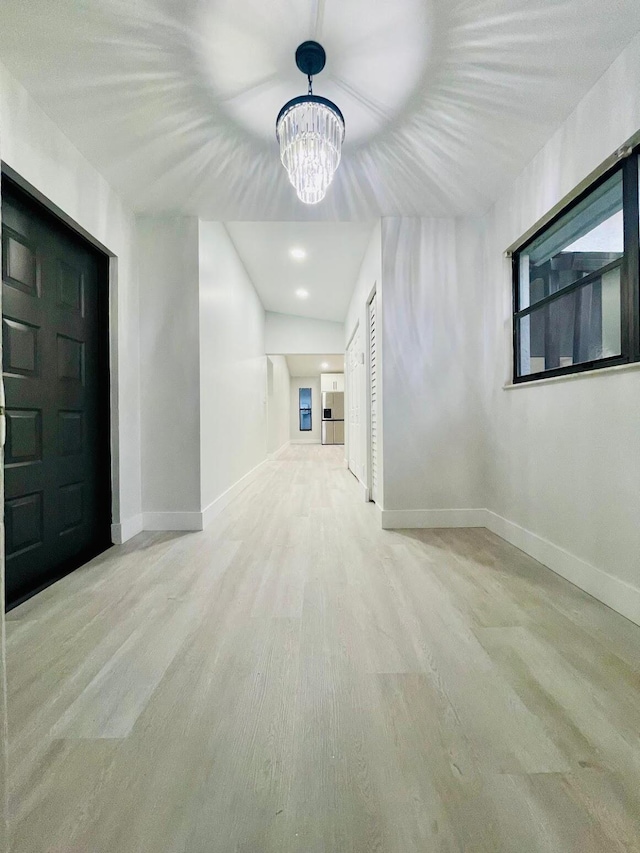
[299,387,312,431]
[512,147,640,383]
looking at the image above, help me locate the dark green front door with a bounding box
[2,179,111,608]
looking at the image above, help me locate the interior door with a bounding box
[2,179,111,607]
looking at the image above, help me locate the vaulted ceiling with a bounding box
[284,355,344,377]
[226,221,373,321]
[1,0,639,220]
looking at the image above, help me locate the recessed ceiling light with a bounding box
[290,247,307,260]
[321,362,329,369]
[295,288,309,299]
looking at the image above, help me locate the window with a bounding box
[513,150,640,381]
[299,387,312,431]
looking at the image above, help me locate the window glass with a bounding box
[299,387,312,431]
[517,267,621,376]
[300,410,312,430]
[518,171,624,311]
[299,388,312,409]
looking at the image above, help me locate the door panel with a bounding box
[2,180,111,607]
[322,421,334,445]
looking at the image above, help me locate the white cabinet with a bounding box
[320,373,345,392]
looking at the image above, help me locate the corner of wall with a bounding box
[111,516,144,545]
[197,219,269,517]
[484,511,640,628]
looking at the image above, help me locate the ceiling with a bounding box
[1,1,640,220]
[284,354,344,377]
[226,221,373,321]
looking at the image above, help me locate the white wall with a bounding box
[0,61,144,834]
[0,60,142,542]
[199,221,267,515]
[379,218,485,524]
[341,33,640,623]
[343,33,640,623]
[479,30,640,623]
[290,377,321,443]
[344,222,382,498]
[137,217,201,525]
[266,311,344,354]
[267,355,291,455]
[137,219,268,530]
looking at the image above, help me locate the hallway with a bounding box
[7,445,640,852]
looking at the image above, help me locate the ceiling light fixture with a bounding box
[276,41,345,205]
[289,247,307,260]
[321,362,329,369]
[295,288,309,299]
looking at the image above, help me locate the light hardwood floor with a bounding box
[6,444,640,851]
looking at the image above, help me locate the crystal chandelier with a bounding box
[276,41,345,205]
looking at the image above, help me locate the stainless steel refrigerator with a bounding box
[321,392,345,445]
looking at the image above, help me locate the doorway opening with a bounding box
[265,353,345,451]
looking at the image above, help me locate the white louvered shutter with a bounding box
[369,293,379,503]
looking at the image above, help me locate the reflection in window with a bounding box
[515,169,626,378]
[518,268,621,376]
[519,172,623,311]
[299,387,312,431]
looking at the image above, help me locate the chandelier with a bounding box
[276,41,345,205]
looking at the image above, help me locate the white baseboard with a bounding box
[380,505,640,627]
[290,439,321,444]
[201,457,269,529]
[269,441,290,460]
[381,508,488,529]
[380,509,640,625]
[111,514,144,545]
[484,510,640,628]
[139,459,271,534]
[142,511,203,532]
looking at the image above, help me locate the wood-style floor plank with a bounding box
[7,444,640,852]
